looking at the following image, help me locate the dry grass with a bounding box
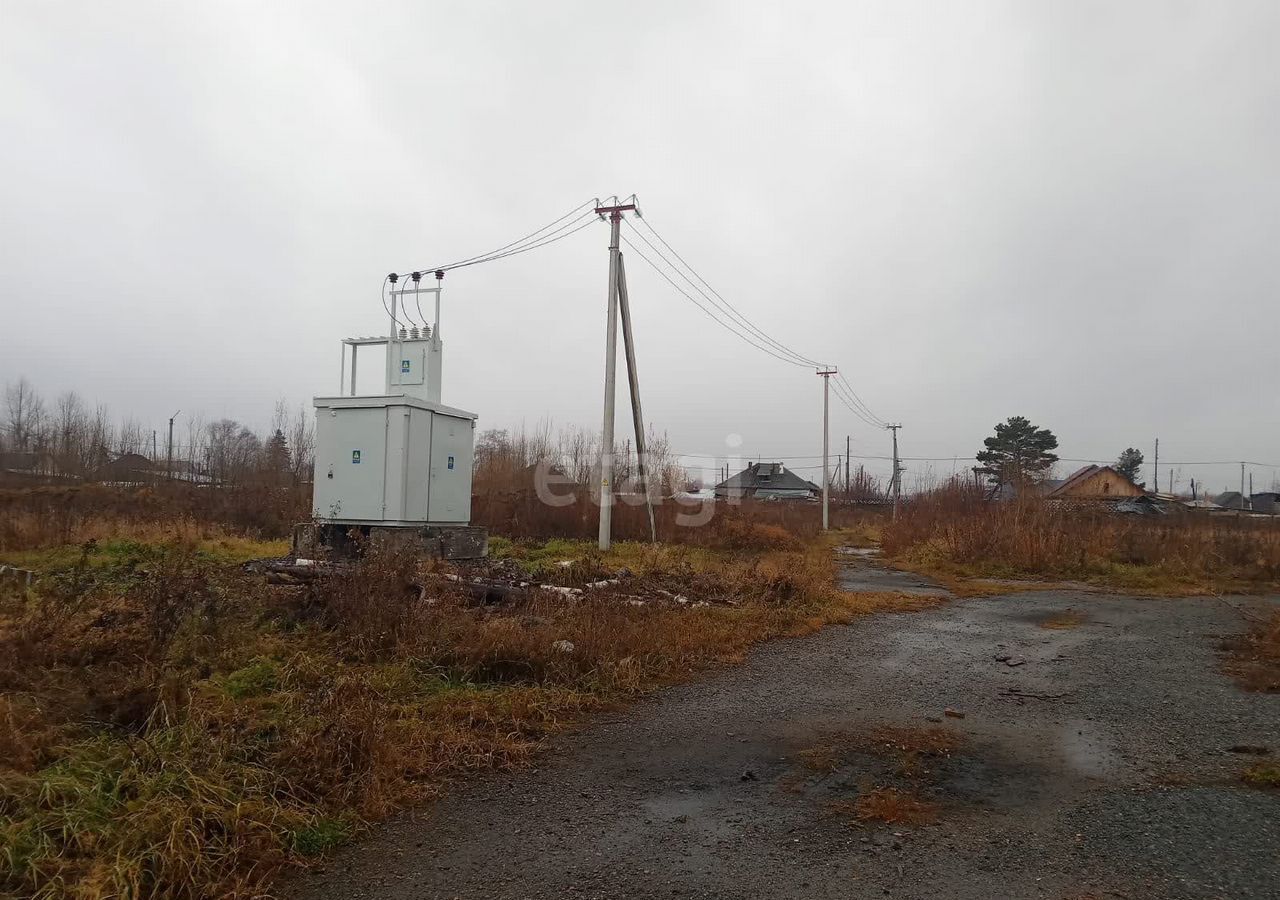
[1242,762,1280,788]
[867,725,964,757]
[0,530,899,899]
[1222,610,1280,692]
[881,483,1280,595]
[832,788,939,826]
[1039,611,1087,630]
[0,483,308,552]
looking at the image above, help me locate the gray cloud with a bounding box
[2,0,1277,493]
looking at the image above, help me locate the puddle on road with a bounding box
[838,565,951,597]
[1060,720,1123,779]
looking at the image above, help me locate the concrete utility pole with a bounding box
[817,369,837,530]
[845,435,851,496]
[616,253,656,543]
[887,424,903,519]
[1153,438,1159,493]
[1241,462,1247,509]
[166,410,180,480]
[596,200,637,550]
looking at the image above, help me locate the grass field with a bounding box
[0,527,928,900]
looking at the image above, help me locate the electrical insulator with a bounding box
[399,327,408,339]
[410,327,420,339]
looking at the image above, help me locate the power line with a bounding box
[618,212,890,435]
[829,378,886,430]
[628,215,827,368]
[409,198,600,274]
[619,233,817,368]
[837,372,887,428]
[442,212,600,272]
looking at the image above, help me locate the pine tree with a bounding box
[1114,447,1144,483]
[976,416,1059,486]
[264,429,290,481]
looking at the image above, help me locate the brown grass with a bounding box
[867,725,964,757]
[1039,611,1087,629]
[881,482,1280,595]
[832,788,939,826]
[1242,762,1280,788]
[0,531,900,899]
[1222,610,1280,692]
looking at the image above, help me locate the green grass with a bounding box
[221,659,281,700]
[291,818,352,856]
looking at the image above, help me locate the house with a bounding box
[990,464,1144,502]
[91,452,162,485]
[1215,491,1250,510]
[1249,492,1280,514]
[714,462,821,501]
[1045,465,1144,500]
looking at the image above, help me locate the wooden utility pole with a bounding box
[817,369,837,529]
[1241,462,1247,509]
[1153,438,1159,493]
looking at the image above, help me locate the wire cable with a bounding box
[410,198,600,274]
[619,234,816,368]
[836,372,887,427]
[625,218,829,368]
[380,274,411,331]
[443,212,599,272]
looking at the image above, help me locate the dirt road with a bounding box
[295,561,1280,900]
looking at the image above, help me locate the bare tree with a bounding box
[5,377,45,453]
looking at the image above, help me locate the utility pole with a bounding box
[845,435,851,496]
[817,369,837,529]
[1153,438,1159,493]
[615,253,656,543]
[1241,462,1246,509]
[887,424,903,519]
[595,199,637,550]
[166,410,180,480]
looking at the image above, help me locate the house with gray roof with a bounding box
[714,462,821,501]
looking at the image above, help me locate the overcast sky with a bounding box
[2,1,1278,493]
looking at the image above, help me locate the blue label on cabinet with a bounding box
[401,359,410,373]
[447,455,455,470]
[352,450,361,464]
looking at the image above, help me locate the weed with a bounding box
[880,483,1280,594]
[1039,611,1086,629]
[0,529,905,899]
[1222,610,1280,692]
[1242,763,1280,788]
[222,659,280,699]
[832,788,939,826]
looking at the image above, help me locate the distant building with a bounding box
[715,462,821,501]
[92,452,162,485]
[1215,491,1250,510]
[991,464,1144,503]
[1249,492,1280,514]
[1046,465,1145,500]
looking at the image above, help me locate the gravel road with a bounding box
[293,561,1280,900]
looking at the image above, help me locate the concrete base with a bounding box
[292,522,488,560]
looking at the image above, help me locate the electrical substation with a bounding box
[299,271,487,558]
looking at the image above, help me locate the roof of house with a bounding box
[1045,464,1140,498]
[715,462,820,494]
